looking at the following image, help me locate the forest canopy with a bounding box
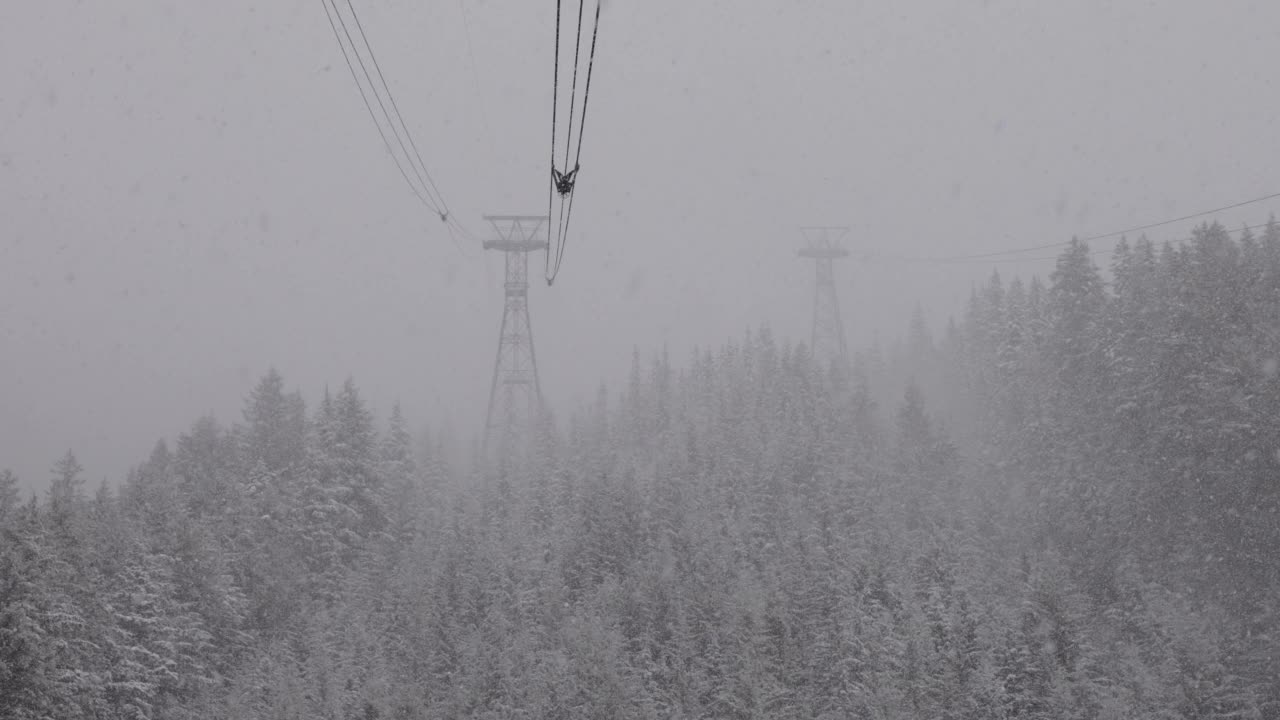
[2,220,1278,719]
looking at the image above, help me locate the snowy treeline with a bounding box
[2,221,1278,718]
[883,221,1280,612]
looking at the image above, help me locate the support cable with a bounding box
[324,0,489,248]
[562,0,587,176]
[545,0,602,285]
[875,220,1277,267]
[890,191,1280,264]
[546,0,564,280]
[322,0,438,214]
[572,1,601,176]
[344,0,450,218]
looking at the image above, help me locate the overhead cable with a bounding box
[545,0,603,285]
[875,219,1277,266]
[891,191,1280,264]
[322,0,441,215]
[343,0,450,218]
[322,0,485,249]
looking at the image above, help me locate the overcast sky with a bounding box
[2,0,1278,489]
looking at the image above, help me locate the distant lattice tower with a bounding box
[799,226,851,368]
[482,215,548,463]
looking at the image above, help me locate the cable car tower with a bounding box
[799,226,851,368]
[482,215,549,463]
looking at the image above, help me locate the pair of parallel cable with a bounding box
[545,0,603,285]
[320,0,481,250]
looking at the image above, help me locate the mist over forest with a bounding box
[4,222,1280,718]
[6,0,1280,718]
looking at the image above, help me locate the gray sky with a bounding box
[3,0,1278,489]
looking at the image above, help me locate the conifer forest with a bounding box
[5,3,1280,717]
[4,222,1280,718]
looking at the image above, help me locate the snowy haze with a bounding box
[2,0,1278,486]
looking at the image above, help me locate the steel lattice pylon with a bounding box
[482,215,548,462]
[799,226,850,368]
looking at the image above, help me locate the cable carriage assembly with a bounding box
[545,0,604,285]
